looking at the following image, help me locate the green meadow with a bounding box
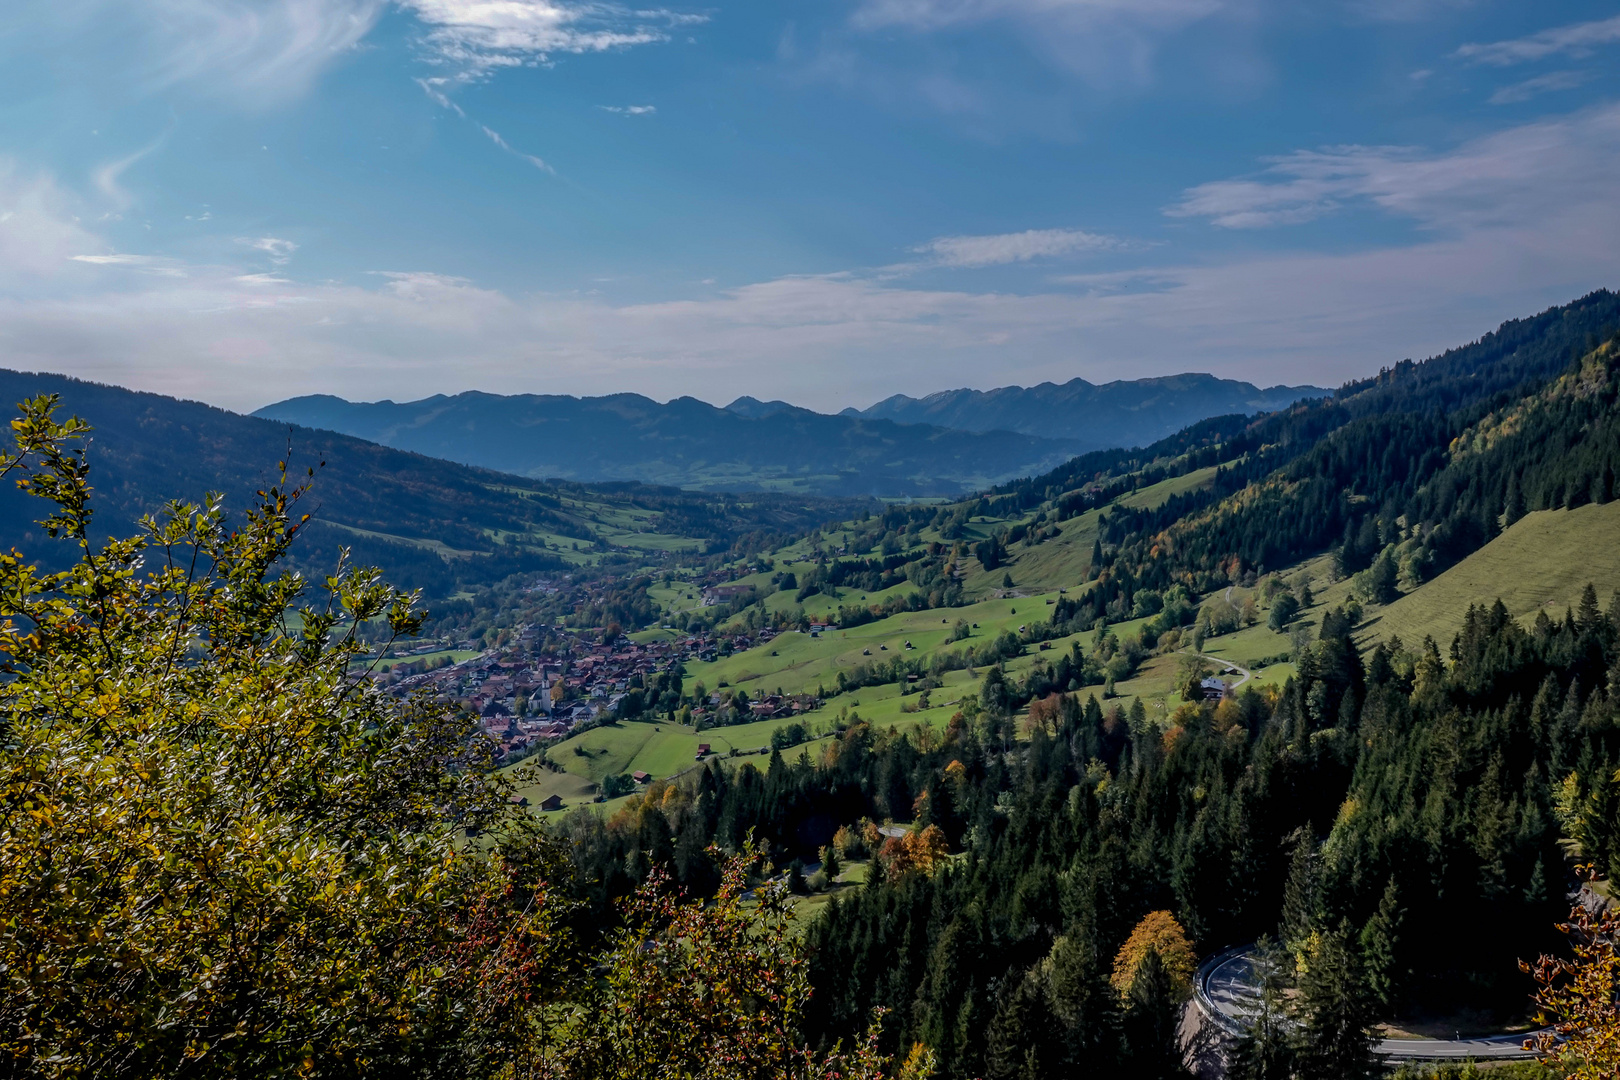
[1363,501,1620,649]
[511,459,1620,817]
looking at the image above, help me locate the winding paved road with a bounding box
[1196,947,1539,1062]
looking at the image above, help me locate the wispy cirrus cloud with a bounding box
[6,0,390,106]
[1488,70,1591,106]
[70,253,158,265]
[248,237,300,264]
[400,3,696,173]
[1166,147,1414,228]
[1455,14,1620,67]
[851,0,1218,33]
[913,227,1119,268]
[479,125,553,172]
[1344,0,1470,25]
[69,252,187,276]
[599,104,656,115]
[401,0,706,82]
[1167,103,1620,231]
[848,0,1223,89]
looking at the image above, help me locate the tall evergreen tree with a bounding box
[1119,951,1192,1080]
[984,969,1056,1080]
[1504,473,1526,526]
[1295,922,1380,1080]
[1358,877,1406,1013]
[1279,830,1319,953]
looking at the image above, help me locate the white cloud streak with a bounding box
[1167,103,1620,232]
[23,0,391,106]
[1456,14,1620,67]
[400,1,706,82]
[414,76,467,115]
[69,252,188,276]
[913,227,1119,267]
[249,237,300,264]
[479,125,553,172]
[1488,70,1590,106]
[851,0,1218,33]
[849,0,1223,89]
[598,104,656,114]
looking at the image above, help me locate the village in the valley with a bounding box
[361,571,829,775]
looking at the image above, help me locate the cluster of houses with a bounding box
[690,690,819,727]
[372,622,722,764]
[700,582,758,607]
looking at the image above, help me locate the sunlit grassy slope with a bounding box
[703,463,1227,632]
[686,591,1067,696]
[541,470,1620,805]
[1363,502,1620,649]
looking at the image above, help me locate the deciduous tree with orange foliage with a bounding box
[1110,911,1197,1000]
[877,824,951,879]
[1524,873,1620,1079]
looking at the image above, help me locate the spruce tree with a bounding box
[820,843,841,881]
[1042,930,1122,1072]
[1505,473,1526,526]
[1119,951,1192,1080]
[984,969,1056,1080]
[1280,830,1318,953]
[1295,921,1380,1080]
[1578,582,1603,634]
[1358,877,1404,1013]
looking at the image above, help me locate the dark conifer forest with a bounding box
[553,587,1620,1076]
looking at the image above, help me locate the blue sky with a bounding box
[3,0,1620,412]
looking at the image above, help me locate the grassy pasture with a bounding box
[733,462,1226,614]
[369,648,481,669]
[684,590,1080,698]
[1364,502,1620,649]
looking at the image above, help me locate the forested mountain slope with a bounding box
[547,297,1620,1078]
[1096,318,1620,601]
[253,391,1082,496]
[0,370,871,597]
[850,372,1325,450]
[984,289,1620,516]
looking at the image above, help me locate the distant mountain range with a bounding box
[253,393,1080,496]
[256,373,1327,496]
[841,374,1327,452]
[0,370,869,598]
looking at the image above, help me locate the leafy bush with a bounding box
[601,773,637,799]
[0,397,566,1077]
[1268,591,1302,630]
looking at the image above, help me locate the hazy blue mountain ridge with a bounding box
[845,372,1327,451]
[254,391,1082,496]
[258,373,1330,495]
